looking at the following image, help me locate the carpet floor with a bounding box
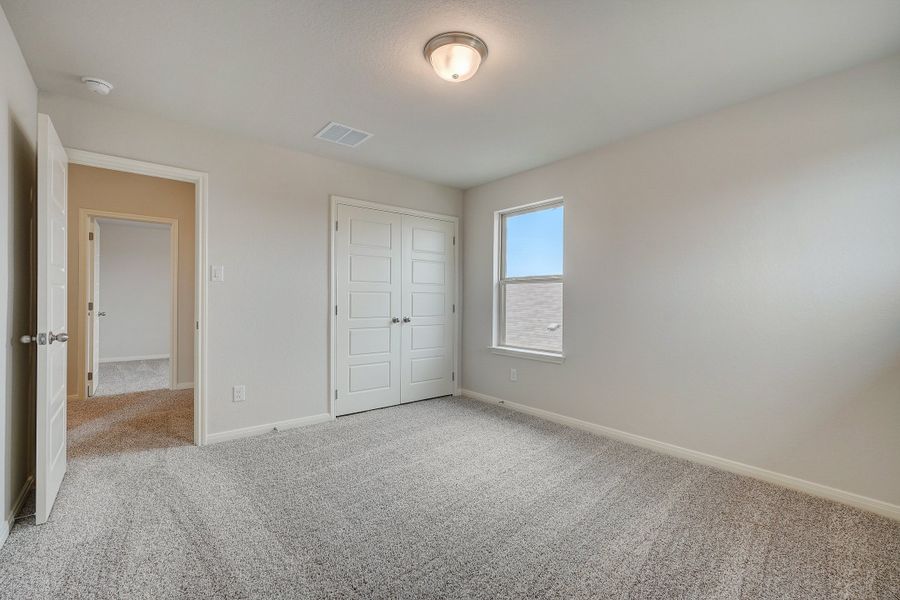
[1,393,898,599]
[93,359,170,396]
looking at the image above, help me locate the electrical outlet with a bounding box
[210,265,225,282]
[510,368,518,382]
[233,384,246,403]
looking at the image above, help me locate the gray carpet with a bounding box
[93,358,170,396]
[1,393,898,599]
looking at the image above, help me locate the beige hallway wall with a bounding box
[66,165,195,394]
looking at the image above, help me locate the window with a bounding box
[494,199,564,359]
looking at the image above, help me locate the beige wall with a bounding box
[1,4,37,541]
[40,93,464,437]
[67,165,195,393]
[462,54,900,506]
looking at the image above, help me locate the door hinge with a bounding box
[452,235,456,245]
[452,303,455,313]
[452,371,455,382]
[87,371,93,381]
[335,389,338,400]
[88,301,93,311]
[335,305,338,316]
[196,321,199,330]
[89,232,94,241]
[335,220,339,231]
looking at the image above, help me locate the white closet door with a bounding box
[335,205,402,415]
[400,215,455,403]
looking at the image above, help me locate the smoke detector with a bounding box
[81,77,114,95]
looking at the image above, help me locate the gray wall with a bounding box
[462,55,900,506]
[0,4,37,540]
[40,92,463,437]
[98,221,171,362]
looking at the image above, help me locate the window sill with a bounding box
[489,346,565,364]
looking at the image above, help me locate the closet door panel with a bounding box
[335,205,402,415]
[400,215,454,403]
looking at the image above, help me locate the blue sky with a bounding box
[505,206,563,277]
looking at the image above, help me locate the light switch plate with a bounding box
[210,265,225,282]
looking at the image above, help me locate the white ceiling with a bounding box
[4,0,900,189]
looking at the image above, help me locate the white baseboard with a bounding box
[460,389,900,521]
[206,413,334,445]
[1,475,34,549]
[100,354,169,363]
[172,382,194,390]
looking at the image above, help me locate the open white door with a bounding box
[36,113,69,524]
[87,219,101,396]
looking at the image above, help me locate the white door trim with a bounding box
[329,195,460,418]
[79,210,179,394]
[66,148,209,446]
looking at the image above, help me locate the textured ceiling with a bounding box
[4,0,900,188]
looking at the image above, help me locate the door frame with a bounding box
[66,149,209,446]
[329,195,460,418]
[79,210,179,393]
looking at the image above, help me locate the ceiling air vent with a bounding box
[314,122,373,147]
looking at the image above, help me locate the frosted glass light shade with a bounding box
[429,43,482,82]
[424,32,488,83]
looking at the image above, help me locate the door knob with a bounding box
[402,317,411,323]
[49,331,69,344]
[20,335,36,344]
[391,317,400,323]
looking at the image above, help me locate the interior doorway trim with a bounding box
[66,148,209,446]
[328,195,461,418]
[78,209,179,393]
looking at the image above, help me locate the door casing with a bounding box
[329,195,460,418]
[65,149,209,446]
[81,211,179,397]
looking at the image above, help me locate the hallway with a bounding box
[93,359,171,397]
[68,387,192,457]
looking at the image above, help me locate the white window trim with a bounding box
[488,345,565,363]
[492,197,565,362]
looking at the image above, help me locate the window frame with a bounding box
[491,197,565,362]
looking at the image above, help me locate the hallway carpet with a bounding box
[93,358,171,396]
[0,394,898,599]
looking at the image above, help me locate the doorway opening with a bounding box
[32,114,209,525]
[84,214,178,397]
[67,163,198,454]
[65,150,208,448]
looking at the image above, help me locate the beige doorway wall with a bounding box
[66,164,195,397]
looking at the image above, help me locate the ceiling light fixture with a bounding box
[424,32,488,83]
[81,76,114,95]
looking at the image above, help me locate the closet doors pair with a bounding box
[334,203,455,416]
